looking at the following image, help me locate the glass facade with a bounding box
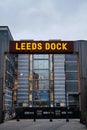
[54,54,65,106]
[65,54,79,107]
[17,54,29,106]
[17,54,79,108]
[5,54,15,112]
[29,54,54,107]
[0,26,15,121]
[0,27,85,121]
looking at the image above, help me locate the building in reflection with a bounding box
[33,72,39,89]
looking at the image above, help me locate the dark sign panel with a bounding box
[10,41,74,54]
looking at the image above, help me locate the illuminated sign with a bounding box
[9,41,74,54]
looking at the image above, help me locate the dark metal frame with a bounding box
[15,106,80,122]
[64,58,69,122]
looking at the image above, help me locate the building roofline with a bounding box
[0,26,14,40]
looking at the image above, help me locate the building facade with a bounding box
[0,26,15,123]
[0,26,87,122]
[17,54,54,107]
[74,41,87,122]
[17,53,79,108]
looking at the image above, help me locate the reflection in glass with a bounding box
[50,72,53,80]
[30,63,32,70]
[66,54,77,61]
[50,92,53,101]
[34,90,49,101]
[29,74,33,80]
[28,54,54,107]
[66,82,78,92]
[29,94,32,101]
[50,82,53,90]
[34,54,49,59]
[29,83,32,90]
[29,104,32,107]
[66,72,78,80]
[33,72,39,89]
[50,63,52,71]
[34,70,49,79]
[34,60,49,69]
[66,62,78,71]
[38,80,49,90]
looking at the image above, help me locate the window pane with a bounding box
[33,70,49,79]
[38,80,49,89]
[66,72,78,80]
[66,62,78,71]
[66,82,78,92]
[34,90,49,101]
[66,54,77,61]
[34,60,49,69]
[34,54,49,59]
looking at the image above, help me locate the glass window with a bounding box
[29,83,33,90]
[29,94,32,101]
[34,90,49,101]
[50,72,53,80]
[66,54,77,61]
[66,82,78,92]
[30,62,32,70]
[34,60,49,69]
[38,80,49,89]
[66,62,78,71]
[66,72,78,80]
[34,54,49,59]
[50,82,54,90]
[29,74,33,80]
[33,70,49,79]
[28,54,54,107]
[50,92,53,101]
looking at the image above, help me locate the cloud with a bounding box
[0,0,87,40]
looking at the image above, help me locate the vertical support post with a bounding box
[65,60,69,122]
[50,107,52,122]
[77,53,81,121]
[34,108,36,122]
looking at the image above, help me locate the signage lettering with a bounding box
[10,41,74,54]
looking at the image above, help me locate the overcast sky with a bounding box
[0,0,87,40]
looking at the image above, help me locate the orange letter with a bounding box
[32,42,36,50]
[62,43,67,50]
[21,43,26,50]
[16,43,20,50]
[45,43,50,50]
[57,43,61,50]
[27,43,31,50]
[38,43,42,50]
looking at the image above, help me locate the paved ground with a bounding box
[0,119,86,130]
